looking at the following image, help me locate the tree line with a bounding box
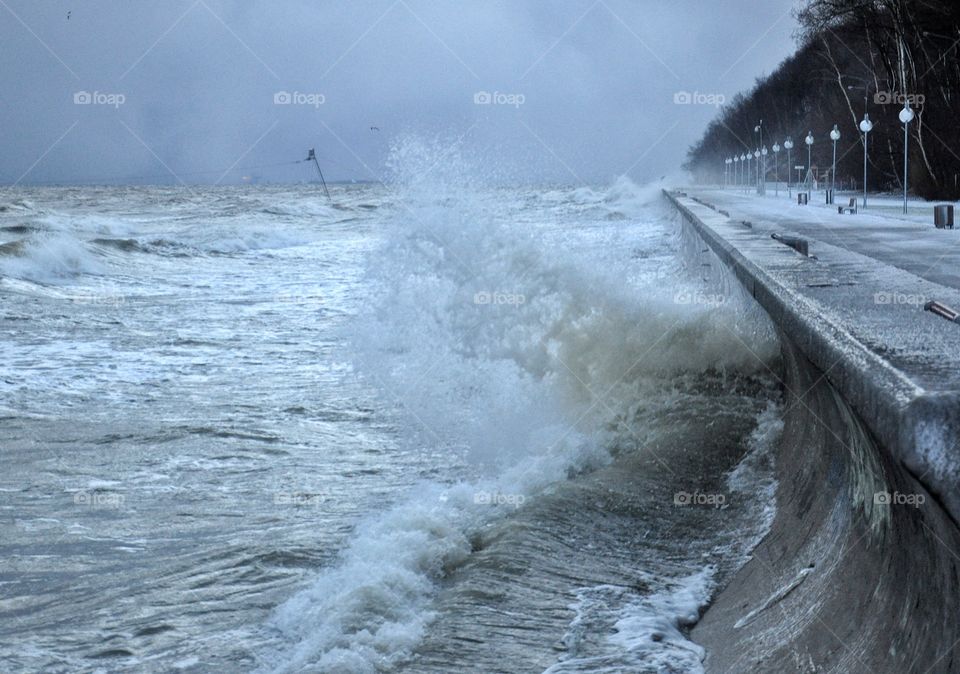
[685,0,960,200]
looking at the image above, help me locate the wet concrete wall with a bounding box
[694,341,960,672]
[665,191,960,672]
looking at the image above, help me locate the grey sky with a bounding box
[1,0,800,186]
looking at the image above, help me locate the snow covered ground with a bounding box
[718,184,955,225]
[689,186,960,290]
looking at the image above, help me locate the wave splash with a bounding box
[258,137,780,673]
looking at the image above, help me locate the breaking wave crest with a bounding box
[0,233,105,282]
[257,137,780,672]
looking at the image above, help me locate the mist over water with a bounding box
[1,139,781,673]
[259,140,782,672]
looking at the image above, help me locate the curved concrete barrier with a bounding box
[665,190,960,671]
[694,341,960,672]
[664,190,960,523]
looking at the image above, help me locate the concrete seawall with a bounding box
[664,190,960,672]
[664,190,960,522]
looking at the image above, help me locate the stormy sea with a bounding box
[1,141,783,673]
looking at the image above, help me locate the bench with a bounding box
[838,197,858,214]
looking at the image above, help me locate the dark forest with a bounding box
[685,0,960,200]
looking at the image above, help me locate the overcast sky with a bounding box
[1,0,800,186]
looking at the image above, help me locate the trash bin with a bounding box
[798,193,809,205]
[825,189,834,205]
[934,205,955,229]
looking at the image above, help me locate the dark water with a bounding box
[0,167,782,672]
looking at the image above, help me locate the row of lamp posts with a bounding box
[723,138,795,198]
[721,101,916,214]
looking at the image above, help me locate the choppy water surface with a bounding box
[1,150,782,673]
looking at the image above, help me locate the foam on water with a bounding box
[726,401,783,536]
[259,198,341,218]
[258,139,780,672]
[543,400,783,674]
[0,177,783,672]
[0,232,105,282]
[544,568,715,674]
[0,198,340,289]
[194,227,314,255]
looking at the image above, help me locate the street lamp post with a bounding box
[805,132,814,197]
[755,121,765,194]
[900,103,915,214]
[754,149,761,192]
[772,143,780,197]
[784,138,794,198]
[743,153,750,193]
[761,146,768,196]
[829,124,840,202]
[859,114,873,209]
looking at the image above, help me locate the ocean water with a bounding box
[0,144,783,673]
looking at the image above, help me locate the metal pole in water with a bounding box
[307,149,331,200]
